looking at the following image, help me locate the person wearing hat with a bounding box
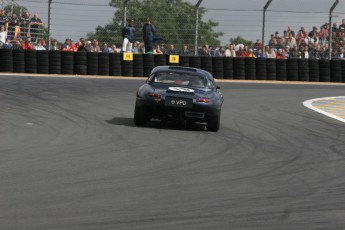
[121,19,135,52]
[247,48,256,58]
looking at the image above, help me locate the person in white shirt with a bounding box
[0,25,8,44]
[34,39,46,50]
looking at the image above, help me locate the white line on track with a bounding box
[303,96,345,123]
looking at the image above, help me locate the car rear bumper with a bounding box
[136,97,220,122]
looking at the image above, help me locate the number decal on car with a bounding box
[168,87,194,93]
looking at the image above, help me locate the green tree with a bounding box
[4,4,28,17]
[229,36,254,48]
[87,0,223,50]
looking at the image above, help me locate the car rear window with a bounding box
[149,72,214,88]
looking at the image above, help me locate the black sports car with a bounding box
[134,66,224,131]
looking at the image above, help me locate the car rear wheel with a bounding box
[134,106,148,126]
[206,113,220,132]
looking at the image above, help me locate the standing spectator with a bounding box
[301,46,309,59]
[30,13,43,42]
[320,23,329,38]
[284,46,290,58]
[309,44,321,60]
[181,44,190,55]
[34,39,46,50]
[166,43,176,55]
[265,46,276,58]
[22,37,33,50]
[332,23,339,36]
[254,39,263,50]
[110,44,118,53]
[142,17,156,53]
[225,44,236,57]
[0,9,8,27]
[286,33,297,48]
[8,13,19,40]
[0,25,7,45]
[153,44,163,54]
[2,38,12,49]
[12,38,23,50]
[268,34,277,48]
[276,48,286,59]
[247,48,256,58]
[337,47,345,59]
[308,26,318,39]
[122,19,135,52]
[255,49,264,58]
[287,26,295,37]
[132,41,140,53]
[77,38,88,52]
[90,39,100,52]
[101,43,110,53]
[50,38,59,50]
[338,19,345,33]
[61,38,73,51]
[20,12,31,39]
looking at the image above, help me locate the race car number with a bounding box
[168,87,194,93]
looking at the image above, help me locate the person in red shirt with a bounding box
[22,38,34,50]
[276,48,286,59]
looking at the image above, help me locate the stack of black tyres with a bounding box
[256,58,267,80]
[298,59,309,81]
[179,55,189,67]
[36,51,49,74]
[74,52,87,75]
[121,53,133,77]
[319,59,330,82]
[189,56,201,69]
[287,58,298,81]
[98,53,109,76]
[133,54,144,77]
[233,57,245,80]
[308,59,319,82]
[276,59,287,81]
[143,54,155,77]
[245,57,256,80]
[87,52,98,75]
[109,53,121,76]
[223,57,233,79]
[330,60,342,83]
[342,60,345,82]
[212,57,224,79]
[154,54,166,67]
[25,50,37,73]
[266,58,276,80]
[13,50,25,73]
[61,51,74,74]
[201,56,213,74]
[0,49,13,72]
[49,51,61,74]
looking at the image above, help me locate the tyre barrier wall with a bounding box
[0,50,345,83]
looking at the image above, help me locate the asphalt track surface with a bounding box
[1,75,345,230]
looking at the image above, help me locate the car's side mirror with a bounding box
[216,86,220,90]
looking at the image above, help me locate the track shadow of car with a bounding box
[106,117,206,131]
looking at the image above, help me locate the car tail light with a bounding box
[196,98,209,103]
[148,93,161,98]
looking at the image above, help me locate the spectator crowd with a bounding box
[1,7,345,60]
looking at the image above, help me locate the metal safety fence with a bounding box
[1,0,345,59]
